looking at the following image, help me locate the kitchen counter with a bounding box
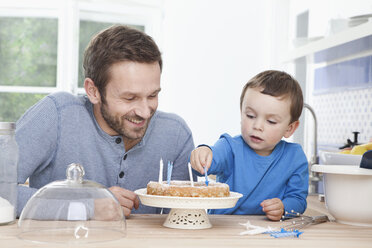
[1,195,371,248]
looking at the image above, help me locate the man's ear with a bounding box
[284,120,300,138]
[84,78,101,104]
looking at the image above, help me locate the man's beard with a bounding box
[100,102,153,141]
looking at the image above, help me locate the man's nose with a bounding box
[134,99,151,119]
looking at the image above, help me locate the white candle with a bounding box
[158,158,163,183]
[188,163,194,187]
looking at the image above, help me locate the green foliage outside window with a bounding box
[0,17,58,87]
[0,17,56,121]
[0,93,46,122]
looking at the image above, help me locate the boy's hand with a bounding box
[260,198,284,221]
[190,146,213,174]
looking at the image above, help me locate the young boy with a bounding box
[190,70,309,221]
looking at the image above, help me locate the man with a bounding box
[16,25,194,217]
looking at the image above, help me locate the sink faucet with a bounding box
[303,103,321,195]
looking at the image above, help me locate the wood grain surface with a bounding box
[1,196,371,248]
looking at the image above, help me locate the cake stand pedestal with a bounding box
[164,208,211,229]
[134,188,242,229]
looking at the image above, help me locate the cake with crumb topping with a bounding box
[146,180,230,197]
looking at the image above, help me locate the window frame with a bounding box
[0,0,162,96]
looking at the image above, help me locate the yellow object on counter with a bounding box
[350,143,372,155]
[340,150,351,154]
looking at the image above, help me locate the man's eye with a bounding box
[125,97,135,101]
[149,93,158,98]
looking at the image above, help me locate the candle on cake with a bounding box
[158,158,163,183]
[188,162,194,187]
[167,161,173,185]
[204,166,209,186]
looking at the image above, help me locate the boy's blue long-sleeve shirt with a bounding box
[207,134,308,215]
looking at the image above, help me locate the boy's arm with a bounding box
[203,135,234,178]
[282,148,309,214]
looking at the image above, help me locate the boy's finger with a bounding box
[262,202,281,212]
[262,198,281,207]
[205,152,213,170]
[190,151,202,174]
[196,153,206,174]
[266,213,282,221]
[261,199,273,207]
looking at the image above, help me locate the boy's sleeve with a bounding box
[282,146,309,214]
[207,134,234,179]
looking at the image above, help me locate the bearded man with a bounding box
[16,25,194,218]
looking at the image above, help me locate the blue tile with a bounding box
[314,35,372,63]
[314,55,372,94]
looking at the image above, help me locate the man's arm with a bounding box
[16,95,59,216]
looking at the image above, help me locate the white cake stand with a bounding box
[134,188,243,229]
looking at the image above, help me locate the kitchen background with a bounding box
[0,0,371,159]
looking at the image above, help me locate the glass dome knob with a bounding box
[66,163,85,183]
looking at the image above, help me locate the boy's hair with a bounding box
[240,70,303,123]
[83,25,162,103]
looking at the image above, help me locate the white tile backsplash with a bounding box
[313,88,372,147]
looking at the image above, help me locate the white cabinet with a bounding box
[282,20,372,62]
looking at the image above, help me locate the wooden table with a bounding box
[1,196,372,248]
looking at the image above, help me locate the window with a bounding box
[78,20,144,88]
[0,17,57,121]
[0,0,161,122]
[0,17,58,87]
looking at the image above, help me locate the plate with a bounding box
[292,36,323,47]
[349,13,372,20]
[134,188,243,209]
[348,19,369,27]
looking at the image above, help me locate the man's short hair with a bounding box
[83,25,162,101]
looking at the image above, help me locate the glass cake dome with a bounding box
[18,163,126,244]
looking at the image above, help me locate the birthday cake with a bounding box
[146,180,230,197]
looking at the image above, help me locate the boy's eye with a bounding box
[246,114,255,119]
[267,120,277,124]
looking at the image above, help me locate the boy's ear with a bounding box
[284,120,300,138]
[84,78,101,104]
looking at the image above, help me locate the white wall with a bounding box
[288,0,372,42]
[157,0,372,148]
[159,0,278,146]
